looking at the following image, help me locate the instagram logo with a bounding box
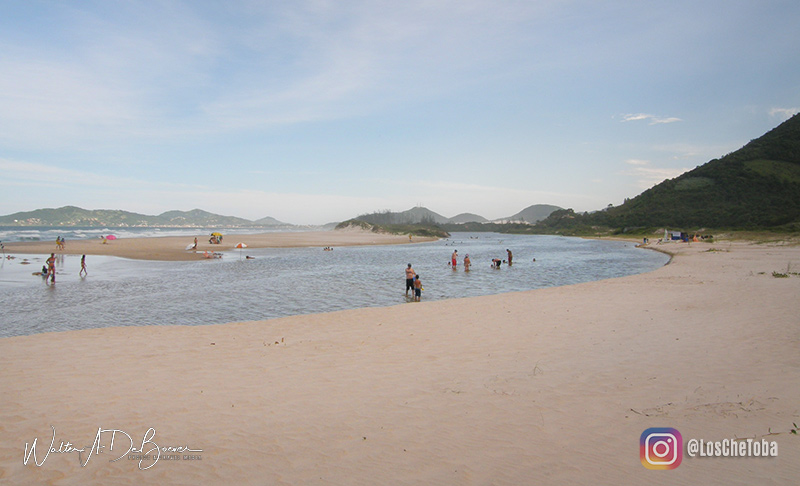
[640,428,682,469]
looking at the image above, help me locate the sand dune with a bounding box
[1,240,798,485]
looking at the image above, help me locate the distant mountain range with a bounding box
[0,206,291,228]
[353,204,562,226]
[0,204,563,229]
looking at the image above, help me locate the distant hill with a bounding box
[156,209,253,226]
[400,207,450,224]
[355,207,450,225]
[538,114,800,230]
[502,204,563,223]
[0,206,157,226]
[0,206,290,228]
[448,213,489,224]
[252,215,287,226]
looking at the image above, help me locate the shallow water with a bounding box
[0,233,669,337]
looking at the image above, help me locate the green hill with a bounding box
[0,206,157,226]
[542,114,800,231]
[355,207,450,225]
[0,206,287,227]
[504,204,563,223]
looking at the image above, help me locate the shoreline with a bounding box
[1,229,436,261]
[1,240,798,484]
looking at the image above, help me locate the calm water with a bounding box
[0,233,669,338]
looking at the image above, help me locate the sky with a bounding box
[1,1,799,225]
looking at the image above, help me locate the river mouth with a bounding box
[0,233,668,338]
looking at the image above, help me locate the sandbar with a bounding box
[1,228,434,261]
[0,240,798,484]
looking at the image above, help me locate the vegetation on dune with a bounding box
[335,219,450,238]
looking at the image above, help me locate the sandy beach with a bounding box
[1,228,433,261]
[1,238,798,485]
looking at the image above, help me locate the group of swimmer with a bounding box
[36,253,87,284]
[406,247,531,302]
[448,248,514,270]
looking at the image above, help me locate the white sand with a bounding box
[0,240,798,485]
[2,229,433,261]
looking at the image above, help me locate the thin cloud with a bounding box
[0,158,205,195]
[621,160,690,189]
[621,113,652,122]
[769,107,799,120]
[621,113,682,125]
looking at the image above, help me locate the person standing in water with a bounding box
[79,254,88,277]
[464,254,471,271]
[451,250,458,268]
[46,253,56,283]
[405,263,416,297]
[413,275,422,302]
[506,249,513,266]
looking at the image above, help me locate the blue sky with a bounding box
[1,0,798,225]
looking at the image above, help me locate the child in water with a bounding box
[414,275,422,302]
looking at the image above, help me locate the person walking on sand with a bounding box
[405,263,416,297]
[414,275,422,302]
[451,250,458,268]
[506,249,513,266]
[79,254,87,277]
[464,254,471,271]
[46,253,56,283]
